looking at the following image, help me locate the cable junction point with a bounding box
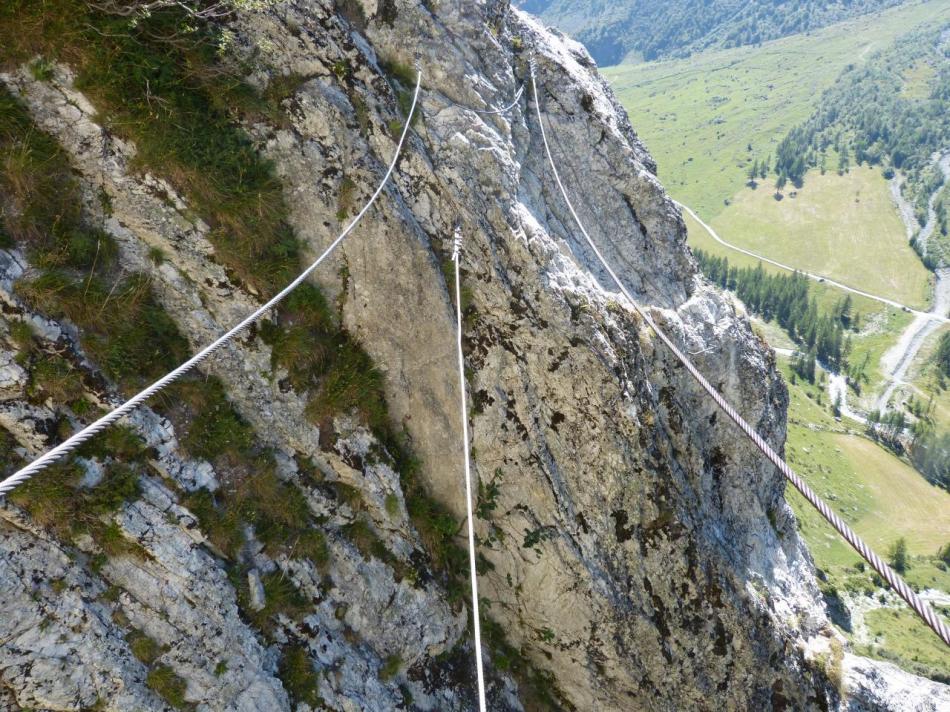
[0,71,423,499]
[529,60,950,648]
[471,84,524,115]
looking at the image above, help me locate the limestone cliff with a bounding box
[0,1,947,710]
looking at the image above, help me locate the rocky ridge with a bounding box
[0,1,948,710]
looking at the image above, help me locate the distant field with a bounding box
[859,606,950,681]
[601,0,950,219]
[710,166,932,309]
[777,357,950,561]
[687,198,915,396]
[685,210,885,318]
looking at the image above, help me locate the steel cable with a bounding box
[529,62,950,647]
[452,228,488,712]
[0,71,422,498]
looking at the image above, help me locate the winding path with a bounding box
[875,152,950,411]
[676,200,948,324]
[678,167,950,420]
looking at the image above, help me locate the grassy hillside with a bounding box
[710,165,932,308]
[601,0,950,220]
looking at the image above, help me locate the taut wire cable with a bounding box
[529,60,950,647]
[452,226,488,712]
[0,71,422,498]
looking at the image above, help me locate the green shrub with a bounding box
[889,537,909,574]
[76,425,148,462]
[245,571,310,632]
[305,342,387,429]
[8,320,35,353]
[384,493,399,517]
[8,456,142,550]
[279,644,323,707]
[180,488,245,558]
[86,464,140,515]
[8,462,83,538]
[27,353,84,405]
[162,377,257,464]
[127,629,163,666]
[481,615,564,708]
[336,176,357,221]
[343,516,390,562]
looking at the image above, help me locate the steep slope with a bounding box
[516,0,907,65]
[0,1,947,710]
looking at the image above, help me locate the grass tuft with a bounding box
[146,664,189,710]
[278,644,323,707]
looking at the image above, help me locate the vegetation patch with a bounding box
[146,664,190,710]
[0,0,305,297]
[481,615,567,710]
[237,569,311,634]
[17,272,190,395]
[165,375,329,565]
[278,643,324,707]
[8,460,142,549]
[2,86,191,399]
[379,653,402,681]
[259,282,390,432]
[127,629,163,666]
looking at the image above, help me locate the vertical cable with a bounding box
[452,227,489,711]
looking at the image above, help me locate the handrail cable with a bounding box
[0,71,422,499]
[529,61,950,647]
[451,227,488,712]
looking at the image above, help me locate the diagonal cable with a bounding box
[529,60,950,648]
[0,71,422,498]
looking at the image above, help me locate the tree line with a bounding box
[695,250,855,377]
[523,0,907,66]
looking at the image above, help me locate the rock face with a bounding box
[0,1,946,710]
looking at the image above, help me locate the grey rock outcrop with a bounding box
[0,1,945,710]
